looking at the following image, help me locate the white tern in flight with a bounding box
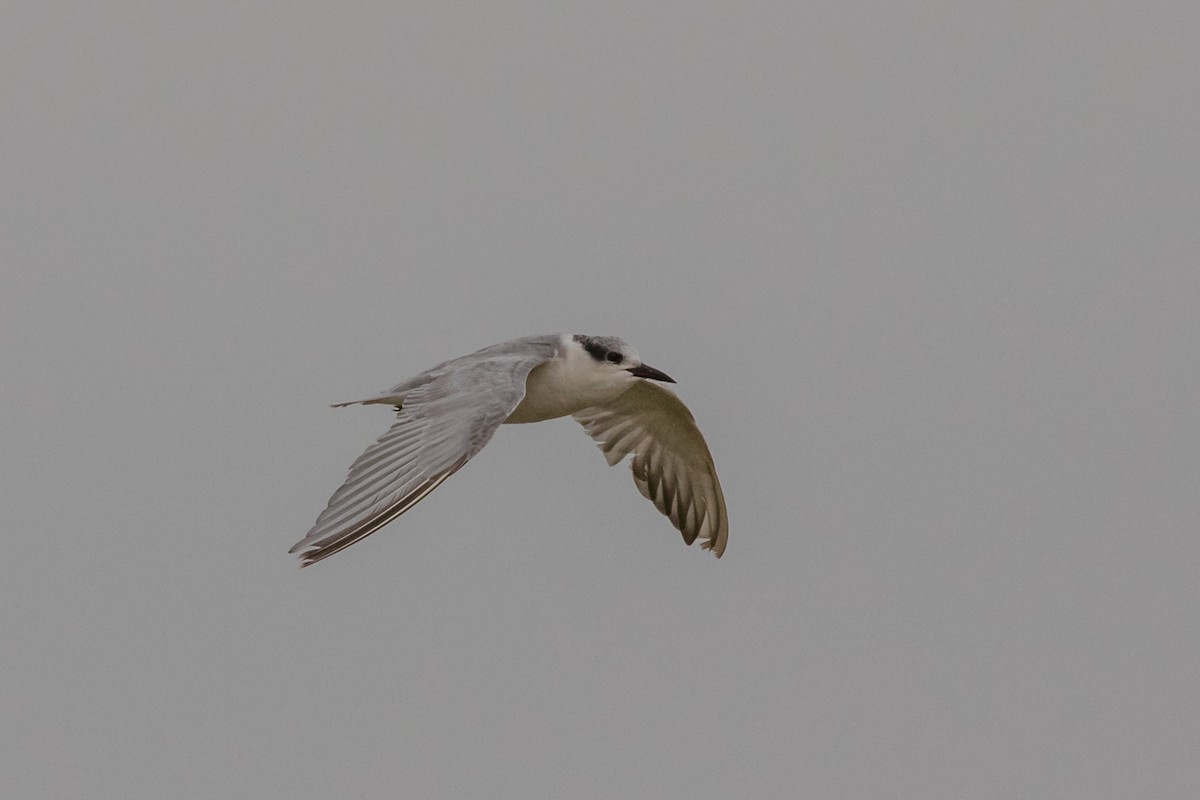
[291,334,728,566]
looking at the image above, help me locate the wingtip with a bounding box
[289,538,321,567]
[294,550,323,569]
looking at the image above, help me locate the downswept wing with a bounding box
[574,380,728,556]
[291,349,554,566]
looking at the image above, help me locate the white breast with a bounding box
[505,335,633,424]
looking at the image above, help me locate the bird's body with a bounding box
[506,335,634,423]
[291,334,728,566]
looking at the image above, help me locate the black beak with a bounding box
[626,364,676,383]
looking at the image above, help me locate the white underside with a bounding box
[505,335,634,423]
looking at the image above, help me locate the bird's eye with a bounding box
[606,352,622,364]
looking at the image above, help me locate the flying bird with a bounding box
[290,334,728,566]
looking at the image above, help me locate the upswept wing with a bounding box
[573,381,728,556]
[291,349,553,566]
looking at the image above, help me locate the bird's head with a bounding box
[571,334,676,385]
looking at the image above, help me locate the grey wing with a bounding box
[573,381,728,557]
[291,350,553,566]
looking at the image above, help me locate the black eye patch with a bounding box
[579,337,608,362]
[606,352,622,363]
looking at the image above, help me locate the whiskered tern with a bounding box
[291,334,728,566]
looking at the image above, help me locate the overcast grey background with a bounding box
[3,3,1198,798]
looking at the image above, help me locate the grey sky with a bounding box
[3,3,1198,798]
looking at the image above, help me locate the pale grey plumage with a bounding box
[290,333,727,566]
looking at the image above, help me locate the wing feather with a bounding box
[291,344,556,566]
[574,381,728,556]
